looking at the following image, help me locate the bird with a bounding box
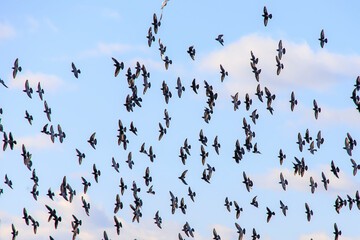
[266,207,275,222]
[4,174,13,189]
[235,223,246,240]
[278,149,286,165]
[112,57,124,77]
[81,177,91,194]
[215,34,224,45]
[12,58,22,79]
[76,149,86,165]
[23,79,33,99]
[213,228,221,240]
[176,77,185,98]
[11,223,18,240]
[305,203,313,222]
[321,172,330,190]
[25,110,33,125]
[158,122,167,140]
[114,194,123,213]
[279,172,288,191]
[126,152,134,169]
[304,129,312,143]
[92,164,101,183]
[71,62,81,78]
[57,124,66,143]
[234,201,243,219]
[250,109,259,124]
[154,211,162,229]
[187,45,195,60]
[188,187,196,202]
[88,132,97,149]
[111,157,120,173]
[199,129,208,146]
[255,84,264,102]
[119,177,127,195]
[296,132,305,152]
[319,29,328,48]
[152,13,161,34]
[262,6,272,26]
[129,121,137,135]
[313,99,321,120]
[231,92,241,111]
[147,27,155,47]
[309,176,318,194]
[44,101,51,122]
[179,170,188,185]
[220,64,228,82]
[280,200,288,216]
[242,171,253,192]
[331,160,340,178]
[316,130,324,148]
[212,136,220,155]
[47,188,55,200]
[0,78,8,88]
[251,196,259,208]
[350,158,360,176]
[143,167,152,186]
[190,78,199,94]
[277,40,286,60]
[36,82,44,100]
[114,215,122,235]
[333,223,342,240]
[245,93,252,111]
[81,196,90,216]
[275,55,284,75]
[290,91,298,111]
[224,197,232,212]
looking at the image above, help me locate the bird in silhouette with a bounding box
[76,149,85,165]
[220,64,228,82]
[277,40,286,60]
[321,172,330,190]
[190,78,199,94]
[187,46,195,60]
[305,203,313,221]
[25,110,33,125]
[23,79,33,99]
[280,200,288,216]
[319,29,328,48]
[313,99,321,120]
[112,57,124,77]
[81,177,91,194]
[88,132,97,149]
[290,91,298,111]
[215,34,224,46]
[262,6,272,26]
[12,58,22,79]
[266,207,275,222]
[92,164,101,183]
[71,62,81,78]
[333,223,341,240]
[36,82,44,100]
[147,27,155,47]
[152,13,161,34]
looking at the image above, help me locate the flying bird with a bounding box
[319,29,328,48]
[215,34,224,45]
[71,62,81,78]
[12,58,22,79]
[262,6,272,26]
[112,57,124,77]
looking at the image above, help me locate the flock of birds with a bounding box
[1,1,360,240]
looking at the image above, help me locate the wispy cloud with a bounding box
[9,71,72,92]
[15,133,57,150]
[26,17,39,33]
[198,34,360,95]
[101,8,121,20]
[79,43,149,59]
[0,22,16,39]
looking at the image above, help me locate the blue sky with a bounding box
[0,1,360,240]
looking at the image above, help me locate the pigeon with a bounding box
[112,57,124,77]
[290,91,298,111]
[333,223,341,240]
[321,172,330,190]
[213,228,221,240]
[277,40,286,60]
[88,132,97,149]
[275,55,284,75]
[224,197,232,212]
[44,101,51,122]
[255,84,264,102]
[154,211,162,229]
[0,78,8,88]
[126,152,134,169]
[220,64,228,82]
[114,194,123,214]
[190,78,199,94]
[152,13,161,34]
[92,164,101,183]
[215,34,224,46]
[235,223,246,240]
[305,203,313,222]
[251,196,259,208]
[71,62,81,78]
[319,29,328,48]
[234,201,243,219]
[111,157,120,173]
[278,149,286,165]
[266,207,275,222]
[280,200,288,216]
[76,149,85,165]
[23,79,33,99]
[143,167,152,186]
[330,160,340,178]
[212,136,220,155]
[114,215,122,235]
[119,177,127,195]
[147,27,155,47]
[25,110,33,125]
[176,77,185,98]
[81,177,91,194]
[36,82,44,100]
[11,224,18,240]
[187,46,195,60]
[188,187,196,202]
[279,172,288,191]
[309,176,318,194]
[262,6,272,26]
[179,170,188,185]
[313,99,321,120]
[12,58,22,79]
[158,122,167,140]
[231,92,241,111]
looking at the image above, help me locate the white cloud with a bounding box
[198,34,360,95]
[9,71,70,92]
[15,133,57,150]
[0,22,16,39]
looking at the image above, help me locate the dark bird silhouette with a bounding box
[242,171,253,192]
[12,58,22,79]
[119,177,127,195]
[152,13,161,34]
[47,188,55,200]
[187,45,195,60]
[255,84,264,102]
[143,167,152,186]
[278,149,286,165]
[0,78,8,88]
[215,34,224,46]
[164,109,171,128]
[25,110,33,125]
[305,202,313,222]
[179,170,188,185]
[147,27,155,47]
[220,64,228,82]
[81,177,91,194]
[313,99,321,120]
[190,78,199,94]
[158,122,167,140]
[112,57,124,77]
[290,91,298,111]
[321,172,330,190]
[224,197,232,212]
[266,207,275,222]
[213,228,221,240]
[235,223,246,240]
[231,92,241,111]
[275,55,284,75]
[199,129,208,146]
[36,82,44,100]
[212,136,220,155]
[23,79,33,99]
[111,157,120,173]
[11,223,18,240]
[188,186,196,202]
[92,164,101,183]
[280,200,288,216]
[316,130,324,148]
[277,40,286,60]
[88,132,97,149]
[76,149,85,165]
[279,172,288,191]
[114,194,123,214]
[234,200,243,219]
[154,211,162,229]
[319,29,328,48]
[262,6,272,26]
[333,223,341,240]
[114,215,122,235]
[71,62,81,78]
[176,77,185,98]
[4,174,13,189]
[331,160,340,178]
[81,196,90,216]
[126,152,134,169]
[129,121,137,135]
[44,101,51,122]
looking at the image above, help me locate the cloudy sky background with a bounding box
[0,0,360,240]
